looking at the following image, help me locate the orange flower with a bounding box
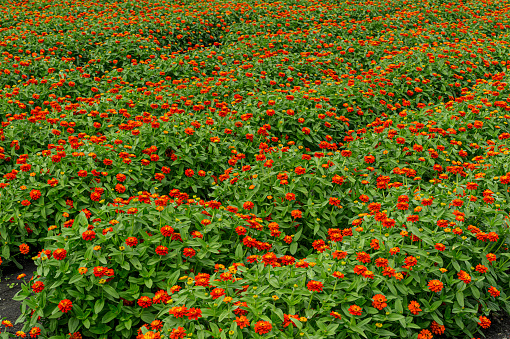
[372,294,387,310]
[58,299,73,313]
[253,320,272,334]
[430,320,445,335]
[169,327,186,339]
[428,279,444,292]
[408,300,422,315]
[417,329,433,339]
[348,305,362,316]
[306,280,323,292]
[19,243,30,254]
[235,315,250,329]
[488,286,500,297]
[478,316,491,329]
[291,210,302,219]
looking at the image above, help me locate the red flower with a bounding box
[169,327,186,339]
[29,189,41,200]
[125,237,138,247]
[348,305,362,316]
[458,270,471,284]
[408,300,422,315]
[428,280,444,292]
[19,243,30,254]
[186,307,202,320]
[235,316,250,329]
[330,311,342,319]
[404,256,418,267]
[434,243,446,251]
[210,288,226,300]
[306,280,323,292]
[254,320,272,334]
[476,264,488,273]
[295,166,306,175]
[29,326,41,338]
[183,248,196,257]
[417,329,433,339]
[489,286,500,297]
[372,294,387,310]
[137,296,152,308]
[82,230,96,241]
[356,251,371,263]
[58,299,73,313]
[333,271,344,279]
[332,250,348,260]
[478,316,491,329]
[169,306,188,318]
[291,210,302,219]
[243,201,254,210]
[53,248,67,260]
[155,246,168,256]
[430,320,445,335]
[32,281,44,293]
[160,225,174,237]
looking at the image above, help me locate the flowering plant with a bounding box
[0,0,510,338]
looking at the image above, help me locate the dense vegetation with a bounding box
[0,0,509,338]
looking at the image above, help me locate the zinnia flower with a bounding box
[372,294,387,310]
[58,299,73,313]
[408,300,422,315]
[348,305,362,316]
[235,315,250,329]
[428,279,444,292]
[253,320,272,334]
[306,280,323,292]
[137,296,152,308]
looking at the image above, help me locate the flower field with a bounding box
[0,0,510,337]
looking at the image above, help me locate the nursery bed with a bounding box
[1,261,509,339]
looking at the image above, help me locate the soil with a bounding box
[1,260,510,338]
[0,258,38,334]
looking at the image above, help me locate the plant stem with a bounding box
[307,292,314,310]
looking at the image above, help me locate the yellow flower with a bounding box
[272,295,279,301]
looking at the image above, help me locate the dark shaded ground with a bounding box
[0,258,37,334]
[1,260,510,338]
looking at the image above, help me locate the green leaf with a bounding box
[471,285,480,299]
[102,285,119,299]
[294,228,303,241]
[68,275,83,284]
[94,299,105,314]
[376,330,397,337]
[102,311,117,323]
[455,316,464,329]
[68,317,80,334]
[235,244,243,259]
[394,299,403,313]
[168,270,180,287]
[387,313,405,321]
[141,310,155,323]
[130,257,142,270]
[456,291,464,308]
[290,242,297,255]
[430,300,442,312]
